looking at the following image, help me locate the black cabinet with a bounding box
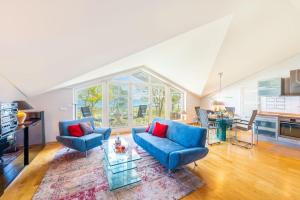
[280,121,300,139]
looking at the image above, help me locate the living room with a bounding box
[1,1,300,200]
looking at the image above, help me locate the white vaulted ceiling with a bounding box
[51,15,232,95]
[1,0,300,97]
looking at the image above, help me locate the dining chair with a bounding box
[231,110,258,149]
[225,107,235,118]
[198,109,220,145]
[194,106,201,124]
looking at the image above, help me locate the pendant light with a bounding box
[212,72,226,112]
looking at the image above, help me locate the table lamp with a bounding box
[13,100,33,124]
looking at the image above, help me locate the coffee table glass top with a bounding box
[102,137,142,190]
[102,138,141,166]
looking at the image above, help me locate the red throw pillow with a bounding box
[68,124,84,137]
[145,124,151,132]
[152,122,168,138]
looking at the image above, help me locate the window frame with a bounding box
[73,69,186,129]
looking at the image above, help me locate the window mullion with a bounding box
[128,82,133,128]
[149,79,152,122]
[165,86,171,120]
[102,81,109,127]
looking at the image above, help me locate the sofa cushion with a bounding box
[135,132,185,166]
[166,120,207,148]
[152,122,168,138]
[68,124,84,137]
[81,133,102,149]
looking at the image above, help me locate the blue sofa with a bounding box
[132,118,208,170]
[57,117,111,154]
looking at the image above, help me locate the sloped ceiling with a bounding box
[51,15,232,95]
[203,0,300,96]
[1,0,300,97]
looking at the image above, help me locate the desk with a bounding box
[17,120,42,165]
[17,117,45,165]
[0,112,45,195]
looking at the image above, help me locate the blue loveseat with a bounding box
[132,118,208,170]
[57,117,111,154]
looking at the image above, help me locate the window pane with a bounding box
[151,86,165,118]
[132,71,149,83]
[75,85,103,126]
[133,85,149,126]
[170,88,184,120]
[109,83,129,127]
[150,75,164,85]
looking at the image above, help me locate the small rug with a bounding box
[33,137,204,200]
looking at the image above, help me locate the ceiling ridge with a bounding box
[0,73,27,98]
[201,14,233,95]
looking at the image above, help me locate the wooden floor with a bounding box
[1,140,300,200]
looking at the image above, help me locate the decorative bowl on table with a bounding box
[113,136,126,153]
[114,144,126,153]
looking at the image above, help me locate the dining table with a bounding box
[208,115,237,141]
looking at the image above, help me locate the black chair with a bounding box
[198,109,220,145]
[81,106,92,117]
[231,110,257,149]
[80,107,102,124]
[136,105,147,118]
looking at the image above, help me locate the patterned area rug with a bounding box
[33,137,204,200]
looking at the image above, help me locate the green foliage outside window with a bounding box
[76,86,102,126]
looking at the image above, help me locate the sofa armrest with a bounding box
[56,135,86,151]
[93,127,112,140]
[168,147,209,169]
[132,127,147,135]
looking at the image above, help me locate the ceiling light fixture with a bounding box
[212,72,226,112]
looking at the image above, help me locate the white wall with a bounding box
[0,76,25,102]
[200,54,300,118]
[186,92,201,122]
[28,88,73,142]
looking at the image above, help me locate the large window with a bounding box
[75,85,103,126]
[109,83,129,127]
[132,85,149,126]
[151,85,165,118]
[74,70,185,128]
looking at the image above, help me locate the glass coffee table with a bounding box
[102,138,141,190]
